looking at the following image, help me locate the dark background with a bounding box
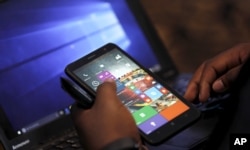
[141,0,250,73]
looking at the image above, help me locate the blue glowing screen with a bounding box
[0,0,159,133]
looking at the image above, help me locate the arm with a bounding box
[184,43,250,102]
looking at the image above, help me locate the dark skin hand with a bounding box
[71,79,142,150]
[184,43,250,102]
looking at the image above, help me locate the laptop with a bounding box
[0,0,217,149]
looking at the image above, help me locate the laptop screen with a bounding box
[0,0,177,142]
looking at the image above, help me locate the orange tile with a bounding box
[160,100,189,121]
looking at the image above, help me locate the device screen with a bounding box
[72,47,191,135]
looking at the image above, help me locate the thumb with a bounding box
[212,65,242,92]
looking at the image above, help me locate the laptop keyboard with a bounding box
[34,128,83,150]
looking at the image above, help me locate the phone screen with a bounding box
[72,48,191,133]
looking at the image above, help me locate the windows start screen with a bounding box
[75,49,189,134]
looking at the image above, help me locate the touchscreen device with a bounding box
[65,43,201,144]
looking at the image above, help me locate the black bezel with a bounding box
[65,43,201,145]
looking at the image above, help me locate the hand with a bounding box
[184,43,250,102]
[70,80,141,150]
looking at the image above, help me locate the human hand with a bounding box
[184,43,250,102]
[70,80,141,150]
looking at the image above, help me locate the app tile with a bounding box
[138,114,168,134]
[132,106,157,125]
[145,75,153,81]
[144,87,163,101]
[97,71,116,82]
[155,83,169,94]
[155,83,162,89]
[129,85,136,90]
[160,100,189,121]
[160,88,168,94]
[139,94,152,103]
[134,89,141,94]
[116,80,125,93]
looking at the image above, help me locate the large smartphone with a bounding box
[65,43,201,145]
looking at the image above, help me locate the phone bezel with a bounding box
[65,43,201,145]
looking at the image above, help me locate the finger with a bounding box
[71,80,118,122]
[198,46,249,101]
[184,63,205,101]
[212,65,242,92]
[185,44,249,102]
[94,79,123,110]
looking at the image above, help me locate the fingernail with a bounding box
[213,79,225,92]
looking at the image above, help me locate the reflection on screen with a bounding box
[74,48,189,134]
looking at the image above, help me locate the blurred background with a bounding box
[141,0,250,73]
